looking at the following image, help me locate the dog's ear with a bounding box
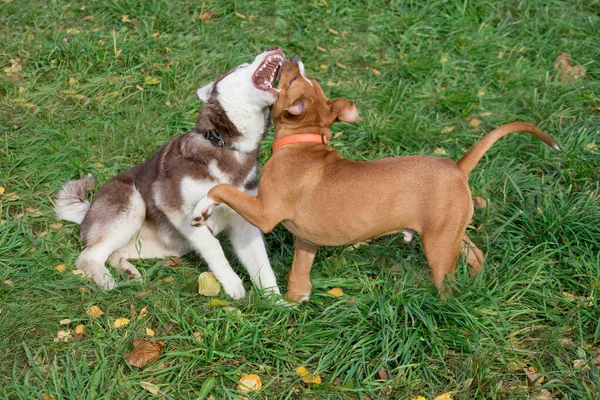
[285,96,309,116]
[329,98,358,123]
[196,82,215,102]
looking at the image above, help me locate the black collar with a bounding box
[193,128,236,150]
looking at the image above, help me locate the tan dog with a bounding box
[192,57,559,302]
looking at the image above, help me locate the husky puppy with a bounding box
[55,47,284,299]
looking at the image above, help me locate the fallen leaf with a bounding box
[125,339,164,368]
[377,368,389,380]
[83,15,93,21]
[146,328,155,337]
[41,394,57,400]
[336,62,346,69]
[78,287,86,293]
[193,331,204,343]
[296,366,321,384]
[554,53,586,83]
[237,374,262,392]
[235,12,246,19]
[524,366,545,386]
[535,389,555,400]
[75,324,84,334]
[55,264,67,273]
[320,64,328,70]
[152,31,159,37]
[207,299,229,307]
[328,28,338,35]
[18,86,24,93]
[0,186,4,196]
[4,280,13,287]
[121,15,132,23]
[497,51,504,59]
[434,393,453,400]
[112,317,130,328]
[140,382,159,394]
[479,111,493,117]
[317,46,327,52]
[115,49,122,58]
[478,88,486,96]
[26,207,43,217]
[137,305,148,320]
[53,330,72,342]
[136,85,144,91]
[4,59,22,74]
[441,55,449,63]
[372,68,381,76]
[585,143,596,150]
[66,28,80,35]
[198,272,221,297]
[72,269,86,276]
[50,223,63,229]
[559,338,574,346]
[199,11,215,22]
[86,305,104,318]
[573,359,589,370]
[594,354,600,365]
[144,76,160,85]
[470,118,482,127]
[163,276,175,283]
[163,257,182,266]
[434,148,447,155]
[327,287,344,297]
[472,197,487,209]
[441,126,455,133]
[59,318,71,325]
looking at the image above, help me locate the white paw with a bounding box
[298,292,311,303]
[94,273,117,290]
[191,196,216,227]
[219,274,246,300]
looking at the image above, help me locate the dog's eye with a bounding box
[287,76,297,87]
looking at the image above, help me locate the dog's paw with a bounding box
[94,274,117,290]
[284,291,311,305]
[220,274,246,300]
[191,197,216,227]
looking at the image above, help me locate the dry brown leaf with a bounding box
[86,305,104,318]
[59,318,71,325]
[594,354,600,366]
[372,68,381,76]
[235,12,246,19]
[559,338,574,346]
[328,28,339,35]
[163,257,182,266]
[470,118,482,127]
[327,287,344,297]
[238,374,262,392]
[472,197,487,209]
[336,62,346,69]
[524,366,545,386]
[54,330,71,342]
[199,11,215,22]
[554,53,586,83]
[121,15,132,23]
[115,49,122,58]
[140,381,159,394]
[198,272,221,296]
[136,84,144,91]
[317,46,327,52]
[480,111,493,117]
[26,207,43,217]
[193,331,204,343]
[75,324,84,334]
[535,389,555,400]
[573,359,589,370]
[18,86,24,93]
[377,368,389,380]
[4,59,22,74]
[83,15,93,21]
[125,339,164,368]
[4,279,13,287]
[441,126,455,133]
[72,269,86,276]
[434,148,447,155]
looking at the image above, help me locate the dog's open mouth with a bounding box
[253,50,283,95]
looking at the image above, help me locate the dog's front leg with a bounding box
[192,184,281,234]
[286,237,318,304]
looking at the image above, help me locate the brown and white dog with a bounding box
[192,57,559,302]
[55,47,284,299]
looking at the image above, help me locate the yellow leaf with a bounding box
[121,15,132,23]
[434,148,447,155]
[412,397,427,400]
[140,382,159,394]
[469,118,482,127]
[115,49,122,57]
[237,374,262,392]
[72,269,86,276]
[372,68,381,76]
[235,12,246,19]
[198,272,221,297]
[478,88,486,96]
[146,328,155,337]
[441,55,449,63]
[18,86,24,93]
[317,46,327,52]
[94,162,104,168]
[55,264,67,273]
[296,366,322,384]
[328,28,339,35]
[434,393,453,400]
[0,186,4,196]
[41,393,57,400]
[112,317,130,328]
[86,305,104,318]
[136,85,144,91]
[59,318,71,325]
[137,305,149,320]
[163,276,175,283]
[327,287,344,297]
[207,299,229,307]
[78,287,86,293]
[320,64,328,70]
[53,330,72,342]
[144,76,160,85]
[75,324,84,334]
[68,77,76,84]
[441,126,455,133]
[336,62,347,69]
[50,222,63,229]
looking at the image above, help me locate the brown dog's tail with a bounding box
[456,122,559,176]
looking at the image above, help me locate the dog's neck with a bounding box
[273,125,331,142]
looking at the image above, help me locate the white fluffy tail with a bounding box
[54,174,96,224]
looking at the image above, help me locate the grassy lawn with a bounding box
[1,0,599,398]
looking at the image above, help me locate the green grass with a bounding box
[1,0,599,398]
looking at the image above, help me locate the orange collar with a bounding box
[272,134,328,153]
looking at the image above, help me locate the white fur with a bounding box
[297,60,314,87]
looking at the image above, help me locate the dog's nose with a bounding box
[267,46,282,52]
[288,57,301,63]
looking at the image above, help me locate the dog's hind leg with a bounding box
[421,227,465,300]
[227,213,281,297]
[460,235,484,277]
[78,180,146,289]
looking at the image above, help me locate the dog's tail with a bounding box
[456,122,559,176]
[54,173,97,224]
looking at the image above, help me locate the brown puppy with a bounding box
[192,57,559,302]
